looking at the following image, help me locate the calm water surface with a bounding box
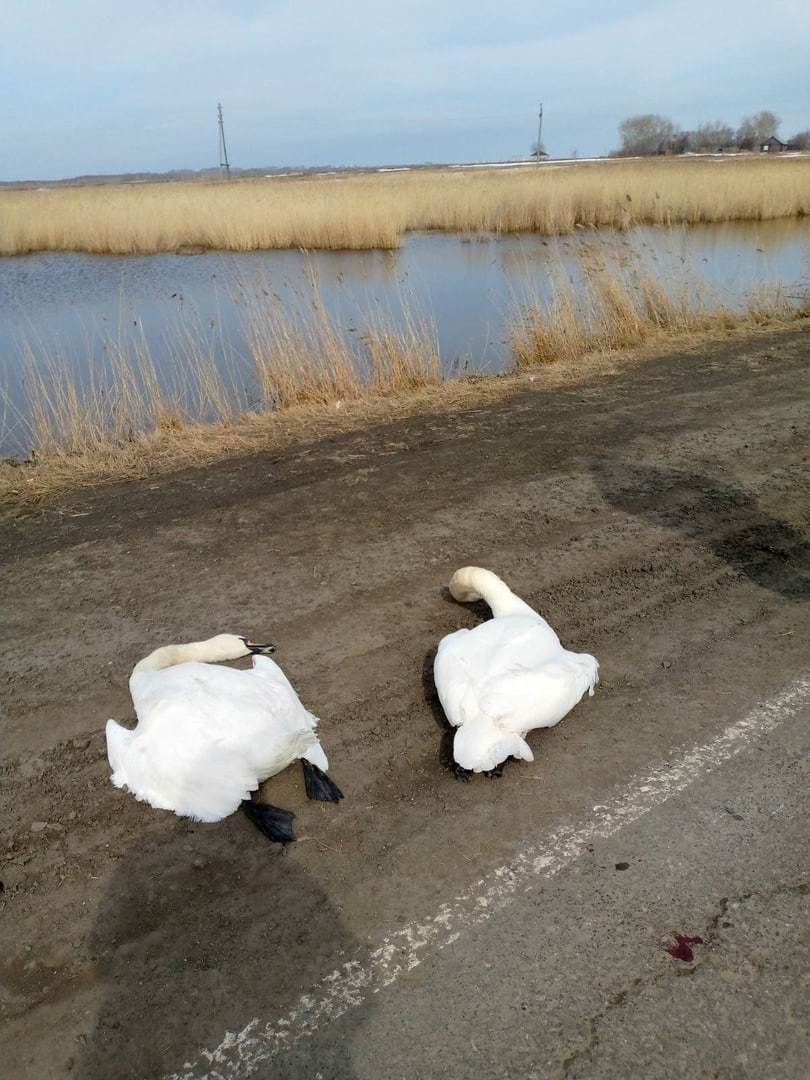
[1,220,808,453]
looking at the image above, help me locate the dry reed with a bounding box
[1,156,809,256]
[510,253,801,367]
[1,259,807,503]
[0,280,443,483]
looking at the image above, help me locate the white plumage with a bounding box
[435,567,599,773]
[106,634,329,823]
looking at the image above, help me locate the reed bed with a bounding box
[1,260,807,503]
[510,245,803,366]
[2,156,809,256]
[0,284,443,478]
[239,281,441,408]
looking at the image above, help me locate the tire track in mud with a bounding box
[1,327,808,1078]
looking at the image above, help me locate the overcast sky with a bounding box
[2,1,809,180]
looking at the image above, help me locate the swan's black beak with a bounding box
[242,638,276,654]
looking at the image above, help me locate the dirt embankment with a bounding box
[0,326,808,1079]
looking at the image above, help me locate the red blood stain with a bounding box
[665,933,704,962]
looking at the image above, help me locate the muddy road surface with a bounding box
[1,327,809,1079]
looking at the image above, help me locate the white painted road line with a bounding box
[167,672,810,1080]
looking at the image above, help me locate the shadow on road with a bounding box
[593,460,810,601]
[75,815,362,1080]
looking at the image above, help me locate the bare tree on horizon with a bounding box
[736,110,781,150]
[617,114,677,156]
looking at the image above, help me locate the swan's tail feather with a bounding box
[578,654,600,696]
[241,800,296,844]
[302,759,344,802]
[301,738,329,772]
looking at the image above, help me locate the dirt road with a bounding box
[1,327,809,1079]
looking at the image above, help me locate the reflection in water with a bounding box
[0,220,808,453]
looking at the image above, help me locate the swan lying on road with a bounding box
[105,634,342,843]
[434,567,599,776]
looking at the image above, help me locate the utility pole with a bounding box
[217,103,231,180]
[536,103,544,163]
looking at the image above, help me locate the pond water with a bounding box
[1,220,808,455]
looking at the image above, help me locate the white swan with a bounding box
[105,634,342,843]
[434,567,599,774]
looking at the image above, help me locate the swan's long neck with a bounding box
[449,567,537,618]
[131,639,241,676]
[132,644,202,675]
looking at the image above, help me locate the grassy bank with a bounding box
[2,257,807,504]
[2,156,809,256]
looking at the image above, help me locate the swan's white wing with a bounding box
[435,613,598,771]
[480,653,599,733]
[478,616,563,669]
[132,661,317,744]
[247,655,329,767]
[120,659,323,820]
[435,616,563,723]
[434,628,473,727]
[111,701,262,819]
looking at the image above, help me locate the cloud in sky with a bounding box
[2,1,809,179]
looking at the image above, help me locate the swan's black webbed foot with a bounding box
[484,755,516,779]
[451,762,473,783]
[302,759,344,803]
[241,800,296,844]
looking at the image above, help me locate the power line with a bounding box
[217,103,231,180]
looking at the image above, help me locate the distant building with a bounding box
[759,136,788,153]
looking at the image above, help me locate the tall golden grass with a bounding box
[239,280,441,408]
[510,244,803,366]
[2,156,809,255]
[0,284,442,469]
[1,256,807,503]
